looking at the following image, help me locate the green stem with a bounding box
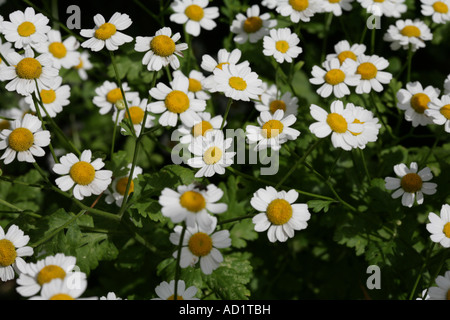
[409,242,436,300]
[220,98,233,130]
[109,51,136,138]
[110,111,120,159]
[0,198,42,218]
[406,44,413,83]
[359,148,371,182]
[370,25,376,54]
[276,139,323,189]
[132,0,164,26]
[217,214,255,226]
[321,13,334,62]
[173,223,186,300]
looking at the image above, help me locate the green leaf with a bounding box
[307,199,335,213]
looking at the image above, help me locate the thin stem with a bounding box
[109,51,136,138]
[217,214,255,226]
[321,13,334,62]
[165,66,173,83]
[406,44,413,83]
[110,111,120,159]
[220,98,233,130]
[359,148,371,182]
[276,139,323,189]
[173,223,186,300]
[409,242,436,300]
[132,0,164,27]
[370,25,376,54]
[0,198,42,218]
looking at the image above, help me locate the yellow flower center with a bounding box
[269,100,287,114]
[373,0,385,2]
[357,62,378,80]
[275,40,290,53]
[125,106,145,125]
[17,21,36,37]
[261,120,284,138]
[74,58,83,70]
[165,90,190,113]
[69,161,96,186]
[401,25,421,38]
[327,113,348,133]
[243,16,263,34]
[37,265,67,286]
[184,4,205,21]
[150,35,176,57]
[48,42,67,59]
[167,295,184,300]
[16,57,43,80]
[8,127,34,152]
[94,22,117,40]
[350,118,364,136]
[203,146,223,165]
[440,104,450,120]
[0,239,17,267]
[188,232,213,257]
[40,89,57,104]
[106,88,123,104]
[192,121,213,137]
[443,222,450,238]
[329,0,341,3]
[229,76,247,91]
[400,173,423,193]
[289,0,309,11]
[115,177,134,196]
[433,1,449,13]
[337,50,357,65]
[188,78,202,93]
[410,93,430,114]
[324,69,346,85]
[179,190,206,212]
[266,199,293,225]
[216,62,229,70]
[50,294,75,300]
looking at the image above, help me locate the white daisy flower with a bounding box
[384,162,437,208]
[428,270,450,300]
[251,187,311,243]
[80,12,133,52]
[308,100,363,151]
[169,216,231,275]
[383,19,433,52]
[396,81,440,127]
[15,253,86,298]
[254,84,299,116]
[319,0,354,16]
[135,27,188,72]
[213,63,264,102]
[0,113,50,165]
[276,0,321,23]
[425,94,450,132]
[421,0,450,24]
[187,130,236,178]
[357,0,406,17]
[0,47,59,96]
[354,54,392,94]
[444,74,450,95]
[152,280,199,300]
[73,51,93,81]
[200,48,250,92]
[173,69,210,100]
[325,40,366,66]
[345,104,381,149]
[100,292,123,300]
[53,149,113,201]
[28,277,93,300]
[309,57,360,99]
[169,0,219,37]
[148,72,206,127]
[105,164,143,207]
[0,7,50,49]
[0,224,33,282]
[262,27,302,64]
[92,80,139,115]
[176,111,224,144]
[112,96,155,135]
[23,76,70,118]
[159,182,227,229]
[34,30,80,69]
[230,4,277,44]
[262,0,278,9]
[246,109,301,151]
[426,204,450,248]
